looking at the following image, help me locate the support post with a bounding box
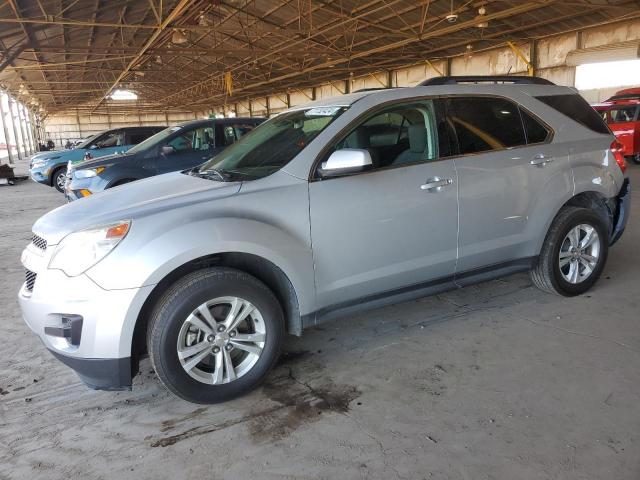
[0,93,15,165]
[8,96,22,160]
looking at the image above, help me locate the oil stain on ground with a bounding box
[150,349,360,447]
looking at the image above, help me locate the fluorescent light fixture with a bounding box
[575,59,640,90]
[110,89,138,101]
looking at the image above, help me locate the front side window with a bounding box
[444,97,527,155]
[92,131,124,149]
[608,106,637,123]
[217,122,260,147]
[196,106,347,181]
[321,99,452,172]
[169,126,215,152]
[127,126,182,154]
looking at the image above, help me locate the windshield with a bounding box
[127,125,183,154]
[197,106,347,181]
[76,133,100,149]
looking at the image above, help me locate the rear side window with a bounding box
[444,97,527,155]
[535,94,610,134]
[520,109,551,144]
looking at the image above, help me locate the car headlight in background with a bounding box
[48,221,131,276]
[74,166,106,178]
[30,159,48,168]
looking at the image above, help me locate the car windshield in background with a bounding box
[127,126,183,154]
[196,106,347,181]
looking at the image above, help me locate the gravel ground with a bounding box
[1,158,639,480]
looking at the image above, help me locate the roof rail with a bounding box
[419,75,555,86]
[352,87,398,93]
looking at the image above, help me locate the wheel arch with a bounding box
[49,164,66,187]
[534,189,613,256]
[131,252,302,365]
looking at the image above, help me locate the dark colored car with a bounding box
[65,118,264,200]
[30,127,164,192]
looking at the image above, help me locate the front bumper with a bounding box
[19,243,154,390]
[610,178,630,246]
[29,165,51,185]
[65,175,107,202]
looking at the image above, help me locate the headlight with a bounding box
[31,160,46,168]
[48,221,131,276]
[74,166,105,179]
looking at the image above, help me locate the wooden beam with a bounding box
[91,0,192,112]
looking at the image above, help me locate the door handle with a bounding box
[420,177,453,192]
[530,154,553,166]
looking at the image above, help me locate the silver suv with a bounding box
[19,76,630,404]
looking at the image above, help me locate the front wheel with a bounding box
[52,167,67,193]
[147,267,284,404]
[530,207,609,296]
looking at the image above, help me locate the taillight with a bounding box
[610,140,626,173]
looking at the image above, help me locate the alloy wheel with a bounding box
[176,296,266,385]
[558,224,601,284]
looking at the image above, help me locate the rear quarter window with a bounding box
[535,94,610,135]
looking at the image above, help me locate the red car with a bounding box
[593,87,640,164]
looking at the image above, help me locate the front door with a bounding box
[157,125,217,174]
[309,99,459,311]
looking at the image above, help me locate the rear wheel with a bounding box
[628,154,640,165]
[530,207,608,296]
[147,267,284,404]
[51,167,67,193]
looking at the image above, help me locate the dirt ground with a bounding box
[1,158,639,480]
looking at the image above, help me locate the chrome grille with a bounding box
[31,234,47,251]
[25,269,37,292]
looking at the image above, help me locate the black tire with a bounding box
[51,167,67,193]
[530,206,609,296]
[628,154,640,165]
[147,267,284,404]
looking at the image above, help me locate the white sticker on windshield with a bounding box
[305,106,342,117]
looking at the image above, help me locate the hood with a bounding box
[72,151,134,169]
[32,171,241,245]
[31,150,66,161]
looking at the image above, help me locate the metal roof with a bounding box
[1,0,639,115]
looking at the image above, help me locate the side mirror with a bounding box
[319,149,373,178]
[161,145,175,156]
[90,144,99,150]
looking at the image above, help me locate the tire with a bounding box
[629,154,640,165]
[147,267,284,404]
[51,167,67,193]
[530,206,609,296]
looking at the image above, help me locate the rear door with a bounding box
[445,96,559,279]
[309,98,459,310]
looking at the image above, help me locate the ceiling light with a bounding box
[110,89,138,101]
[446,0,458,22]
[172,29,188,45]
[475,6,488,28]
